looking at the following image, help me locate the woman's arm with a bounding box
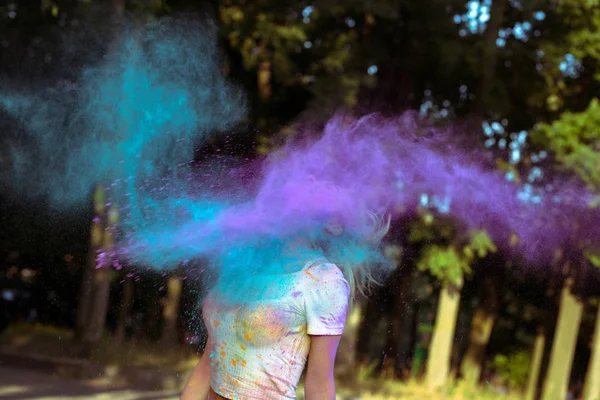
[181,337,213,400]
[304,334,342,400]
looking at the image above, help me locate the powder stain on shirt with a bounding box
[304,270,318,281]
[203,262,350,399]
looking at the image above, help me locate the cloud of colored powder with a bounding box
[0,16,246,208]
[1,16,598,286]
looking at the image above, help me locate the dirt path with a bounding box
[0,366,180,400]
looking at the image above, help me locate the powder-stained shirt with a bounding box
[202,260,350,400]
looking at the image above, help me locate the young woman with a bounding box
[181,220,388,400]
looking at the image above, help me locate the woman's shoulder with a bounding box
[301,261,351,314]
[302,260,346,282]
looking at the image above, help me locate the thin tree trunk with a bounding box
[161,274,183,346]
[337,300,364,376]
[76,0,125,356]
[81,205,118,355]
[541,276,585,400]
[114,277,134,344]
[257,60,271,102]
[256,54,272,133]
[76,0,124,351]
[426,278,463,390]
[85,265,111,342]
[534,255,563,399]
[75,185,105,341]
[526,327,546,400]
[475,0,508,116]
[460,275,501,384]
[583,303,600,400]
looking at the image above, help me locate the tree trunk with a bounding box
[525,327,546,400]
[541,276,585,400]
[258,60,272,102]
[81,206,118,355]
[337,300,364,376]
[460,275,500,385]
[583,303,600,400]
[75,185,105,341]
[76,0,124,354]
[426,278,463,390]
[84,266,111,342]
[161,274,183,346]
[533,254,563,399]
[76,0,124,350]
[475,0,508,116]
[114,277,134,344]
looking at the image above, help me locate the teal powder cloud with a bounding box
[0,17,246,209]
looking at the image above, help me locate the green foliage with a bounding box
[531,98,600,191]
[410,214,496,286]
[417,245,467,286]
[553,0,600,68]
[219,1,369,108]
[536,1,600,112]
[530,2,600,273]
[491,350,532,390]
[465,230,498,260]
[584,248,600,269]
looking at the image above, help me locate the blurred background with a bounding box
[1,0,600,399]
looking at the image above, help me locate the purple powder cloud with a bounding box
[122,112,598,272]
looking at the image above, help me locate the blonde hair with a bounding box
[330,212,391,306]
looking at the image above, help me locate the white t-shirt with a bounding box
[202,260,350,400]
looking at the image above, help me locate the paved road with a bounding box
[0,366,180,400]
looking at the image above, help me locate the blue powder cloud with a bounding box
[0,16,246,208]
